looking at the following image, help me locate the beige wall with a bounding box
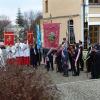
[89,5,100,24]
[89,6,100,14]
[40,15,82,46]
[41,0,83,46]
[43,0,83,18]
[90,17,100,22]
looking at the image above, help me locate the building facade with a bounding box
[88,0,100,45]
[41,0,100,48]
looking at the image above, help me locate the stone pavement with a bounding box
[46,66,100,100]
[57,79,100,100]
[48,68,90,84]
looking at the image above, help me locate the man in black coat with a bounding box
[79,40,84,71]
[90,45,100,79]
[46,48,54,71]
[30,45,37,69]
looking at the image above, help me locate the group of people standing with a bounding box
[6,39,41,68]
[6,39,30,66]
[2,38,100,79]
[44,39,100,79]
[44,39,84,77]
[86,43,100,79]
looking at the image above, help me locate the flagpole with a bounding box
[50,13,52,23]
[4,27,6,45]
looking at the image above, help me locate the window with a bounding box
[68,20,75,44]
[89,0,100,4]
[89,25,99,44]
[45,0,48,13]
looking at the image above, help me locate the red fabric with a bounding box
[27,31,33,45]
[4,32,14,46]
[16,57,24,65]
[43,23,60,49]
[7,58,15,65]
[24,57,30,65]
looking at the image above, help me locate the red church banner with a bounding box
[4,32,14,46]
[43,23,60,49]
[27,31,33,45]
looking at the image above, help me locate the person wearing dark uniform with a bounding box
[62,44,69,77]
[55,48,62,73]
[46,48,54,71]
[30,45,37,69]
[43,48,49,64]
[79,41,84,71]
[75,43,80,76]
[86,45,92,73]
[69,45,77,76]
[90,45,100,79]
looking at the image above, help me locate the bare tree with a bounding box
[21,11,43,41]
[23,11,43,30]
[35,12,43,24]
[0,15,11,41]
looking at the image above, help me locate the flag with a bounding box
[43,23,60,49]
[4,32,14,46]
[27,31,33,45]
[36,24,41,49]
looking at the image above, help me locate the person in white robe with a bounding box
[0,48,5,68]
[6,45,13,64]
[15,40,22,65]
[23,41,30,66]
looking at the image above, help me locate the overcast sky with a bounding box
[0,0,42,23]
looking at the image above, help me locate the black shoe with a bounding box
[76,72,80,76]
[52,69,54,71]
[72,73,77,76]
[80,68,84,71]
[89,77,95,79]
[63,74,68,77]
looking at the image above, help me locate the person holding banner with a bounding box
[4,31,15,65]
[46,48,54,71]
[61,44,69,77]
[6,45,13,65]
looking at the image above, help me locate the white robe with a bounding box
[11,45,16,58]
[23,43,30,57]
[20,43,24,57]
[6,46,13,59]
[15,43,22,57]
[0,48,5,67]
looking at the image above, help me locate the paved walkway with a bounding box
[47,65,90,84]
[57,79,100,100]
[45,65,100,100]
